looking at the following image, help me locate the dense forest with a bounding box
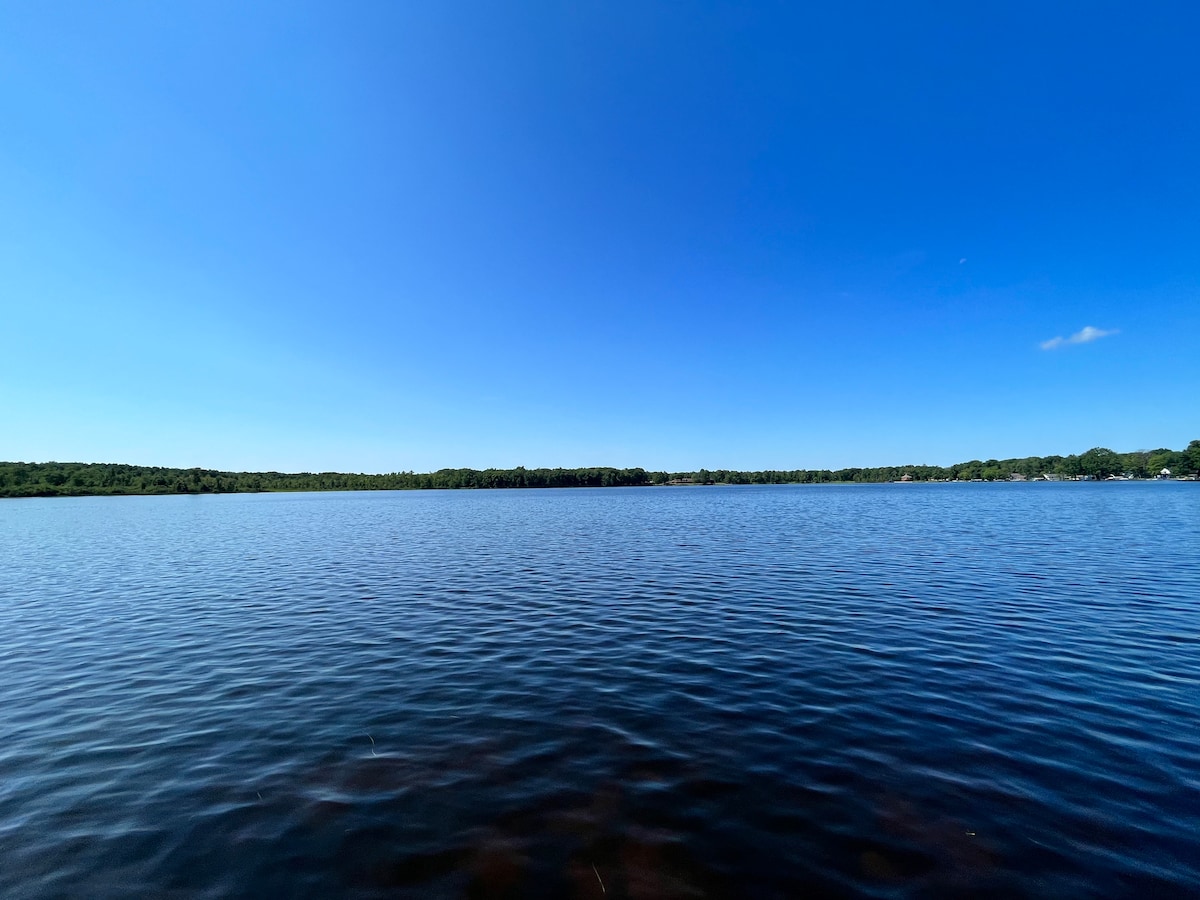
[1,442,1197,498]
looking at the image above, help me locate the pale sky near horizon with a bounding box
[2,2,1197,473]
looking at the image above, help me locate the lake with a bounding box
[1,483,1197,898]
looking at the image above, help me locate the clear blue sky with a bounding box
[2,2,1196,473]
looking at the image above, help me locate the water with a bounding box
[1,483,1197,898]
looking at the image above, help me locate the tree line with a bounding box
[1,441,1197,498]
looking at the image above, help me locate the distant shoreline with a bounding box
[2,478,1196,500]
[3,442,1197,498]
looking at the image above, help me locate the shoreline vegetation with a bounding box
[2,442,1197,498]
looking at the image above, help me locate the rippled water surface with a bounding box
[2,484,1198,898]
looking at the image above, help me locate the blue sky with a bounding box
[2,2,1197,472]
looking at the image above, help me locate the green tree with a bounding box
[1058,455,1082,477]
[1147,449,1173,474]
[955,461,982,480]
[1079,447,1122,479]
[1185,440,1200,475]
[1121,451,1150,479]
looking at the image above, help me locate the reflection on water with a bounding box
[1,484,1197,898]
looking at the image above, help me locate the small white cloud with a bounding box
[959,258,967,264]
[1071,325,1118,344]
[1040,325,1119,351]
